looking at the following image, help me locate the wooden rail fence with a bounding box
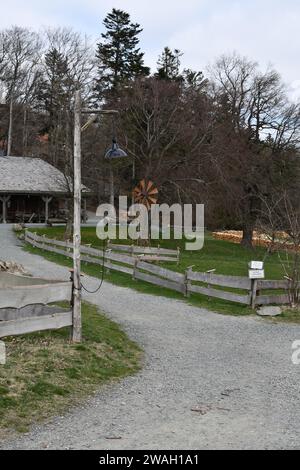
[25,231,293,308]
[107,241,180,263]
[0,271,72,339]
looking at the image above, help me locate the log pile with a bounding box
[0,261,28,275]
[212,230,297,251]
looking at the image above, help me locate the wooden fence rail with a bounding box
[25,230,293,308]
[0,270,72,339]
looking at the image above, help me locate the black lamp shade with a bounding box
[105,139,128,160]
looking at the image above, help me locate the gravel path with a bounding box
[0,225,300,450]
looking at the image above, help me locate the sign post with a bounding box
[249,261,265,309]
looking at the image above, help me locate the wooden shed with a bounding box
[0,156,88,224]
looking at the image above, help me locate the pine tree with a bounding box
[156,47,183,81]
[95,8,150,97]
[182,69,207,91]
[37,48,70,129]
[37,48,72,166]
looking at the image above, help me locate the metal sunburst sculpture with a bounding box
[133,179,158,210]
[132,179,158,246]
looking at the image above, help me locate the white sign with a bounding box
[249,269,265,280]
[249,261,264,270]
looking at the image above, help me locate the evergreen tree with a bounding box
[156,47,183,81]
[37,48,72,166]
[38,48,70,126]
[182,69,207,91]
[95,8,150,97]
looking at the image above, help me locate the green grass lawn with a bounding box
[0,302,142,439]
[23,227,296,319]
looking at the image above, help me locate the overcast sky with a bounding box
[1,0,300,99]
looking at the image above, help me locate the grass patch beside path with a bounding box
[266,308,300,324]
[0,302,142,439]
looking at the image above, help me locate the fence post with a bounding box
[251,279,258,309]
[185,266,193,298]
[177,246,180,266]
[157,244,160,257]
[132,259,138,281]
[106,254,112,274]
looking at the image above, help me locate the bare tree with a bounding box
[208,53,300,247]
[0,26,42,156]
[259,187,300,306]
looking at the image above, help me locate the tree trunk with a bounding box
[64,198,73,241]
[7,98,13,156]
[22,107,28,156]
[109,165,115,206]
[132,153,136,206]
[241,226,254,248]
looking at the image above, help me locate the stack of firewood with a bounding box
[0,261,28,275]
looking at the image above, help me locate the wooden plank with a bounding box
[187,271,251,289]
[0,311,72,338]
[42,236,70,249]
[138,255,177,262]
[135,248,177,256]
[135,270,185,294]
[137,261,185,283]
[83,246,172,264]
[188,284,250,305]
[25,231,36,241]
[0,283,72,309]
[106,262,133,275]
[257,280,290,290]
[0,305,67,321]
[107,243,133,253]
[81,256,133,274]
[108,243,177,256]
[27,232,69,249]
[106,252,137,266]
[0,272,62,287]
[81,245,104,257]
[256,294,290,305]
[28,238,73,258]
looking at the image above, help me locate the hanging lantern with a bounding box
[105,138,128,160]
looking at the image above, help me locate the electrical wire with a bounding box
[80,240,107,294]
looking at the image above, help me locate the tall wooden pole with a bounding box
[72,90,82,343]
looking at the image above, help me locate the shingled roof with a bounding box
[0,156,78,195]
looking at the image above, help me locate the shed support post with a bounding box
[42,196,53,223]
[0,196,11,224]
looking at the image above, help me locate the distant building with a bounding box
[0,156,89,223]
